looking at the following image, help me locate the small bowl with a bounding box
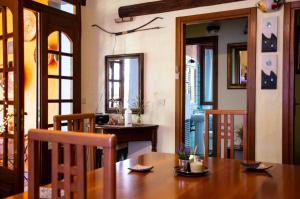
[241,160,261,169]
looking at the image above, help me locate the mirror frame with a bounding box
[227,42,247,89]
[104,53,144,114]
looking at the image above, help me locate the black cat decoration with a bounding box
[261,70,277,89]
[262,33,277,52]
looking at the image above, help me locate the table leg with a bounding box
[151,128,157,152]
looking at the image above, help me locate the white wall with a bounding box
[186,18,248,111]
[81,0,284,163]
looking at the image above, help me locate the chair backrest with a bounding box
[53,113,95,132]
[53,113,96,170]
[204,110,247,160]
[28,129,116,199]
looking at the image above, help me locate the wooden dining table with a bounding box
[8,152,300,199]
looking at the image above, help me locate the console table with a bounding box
[95,124,159,152]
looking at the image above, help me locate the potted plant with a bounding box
[176,143,191,169]
[131,96,145,124]
[114,102,125,125]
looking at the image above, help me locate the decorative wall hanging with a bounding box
[92,17,163,36]
[256,0,284,13]
[24,9,37,42]
[262,16,277,52]
[261,54,277,89]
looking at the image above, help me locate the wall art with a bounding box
[262,16,278,52]
[261,54,277,89]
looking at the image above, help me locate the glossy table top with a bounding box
[8,152,300,199]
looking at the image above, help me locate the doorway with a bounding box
[184,36,218,155]
[283,2,300,164]
[176,8,257,160]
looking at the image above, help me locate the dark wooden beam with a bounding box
[79,0,86,6]
[118,0,246,18]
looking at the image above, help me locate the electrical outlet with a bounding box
[81,97,86,104]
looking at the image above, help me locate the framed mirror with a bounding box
[227,42,247,89]
[105,53,144,114]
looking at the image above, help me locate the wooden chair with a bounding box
[204,110,247,160]
[28,129,116,199]
[53,113,96,170]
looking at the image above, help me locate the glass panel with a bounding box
[6,8,13,34]
[48,103,59,124]
[0,40,3,68]
[109,100,120,109]
[0,137,2,167]
[124,58,139,109]
[61,33,73,54]
[109,65,112,79]
[48,53,59,75]
[204,49,213,102]
[48,78,59,100]
[0,105,4,132]
[24,8,38,140]
[7,38,13,67]
[113,82,120,99]
[24,9,37,42]
[0,10,2,36]
[8,72,14,100]
[114,63,120,80]
[61,56,73,76]
[61,79,73,99]
[7,138,14,169]
[48,31,59,51]
[239,50,248,85]
[33,0,76,15]
[7,105,14,134]
[109,81,112,98]
[231,49,236,84]
[61,102,73,115]
[0,73,3,100]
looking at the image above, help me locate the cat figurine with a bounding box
[262,33,277,52]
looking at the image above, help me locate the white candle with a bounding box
[190,161,203,173]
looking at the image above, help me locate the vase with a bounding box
[178,159,189,170]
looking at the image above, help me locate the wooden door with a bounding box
[0,0,24,197]
[39,10,81,184]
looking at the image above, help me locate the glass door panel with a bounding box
[39,10,80,184]
[47,31,74,128]
[0,2,25,197]
[0,6,15,171]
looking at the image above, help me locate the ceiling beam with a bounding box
[79,0,86,6]
[118,0,246,18]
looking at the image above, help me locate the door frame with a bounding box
[282,2,300,164]
[175,7,257,160]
